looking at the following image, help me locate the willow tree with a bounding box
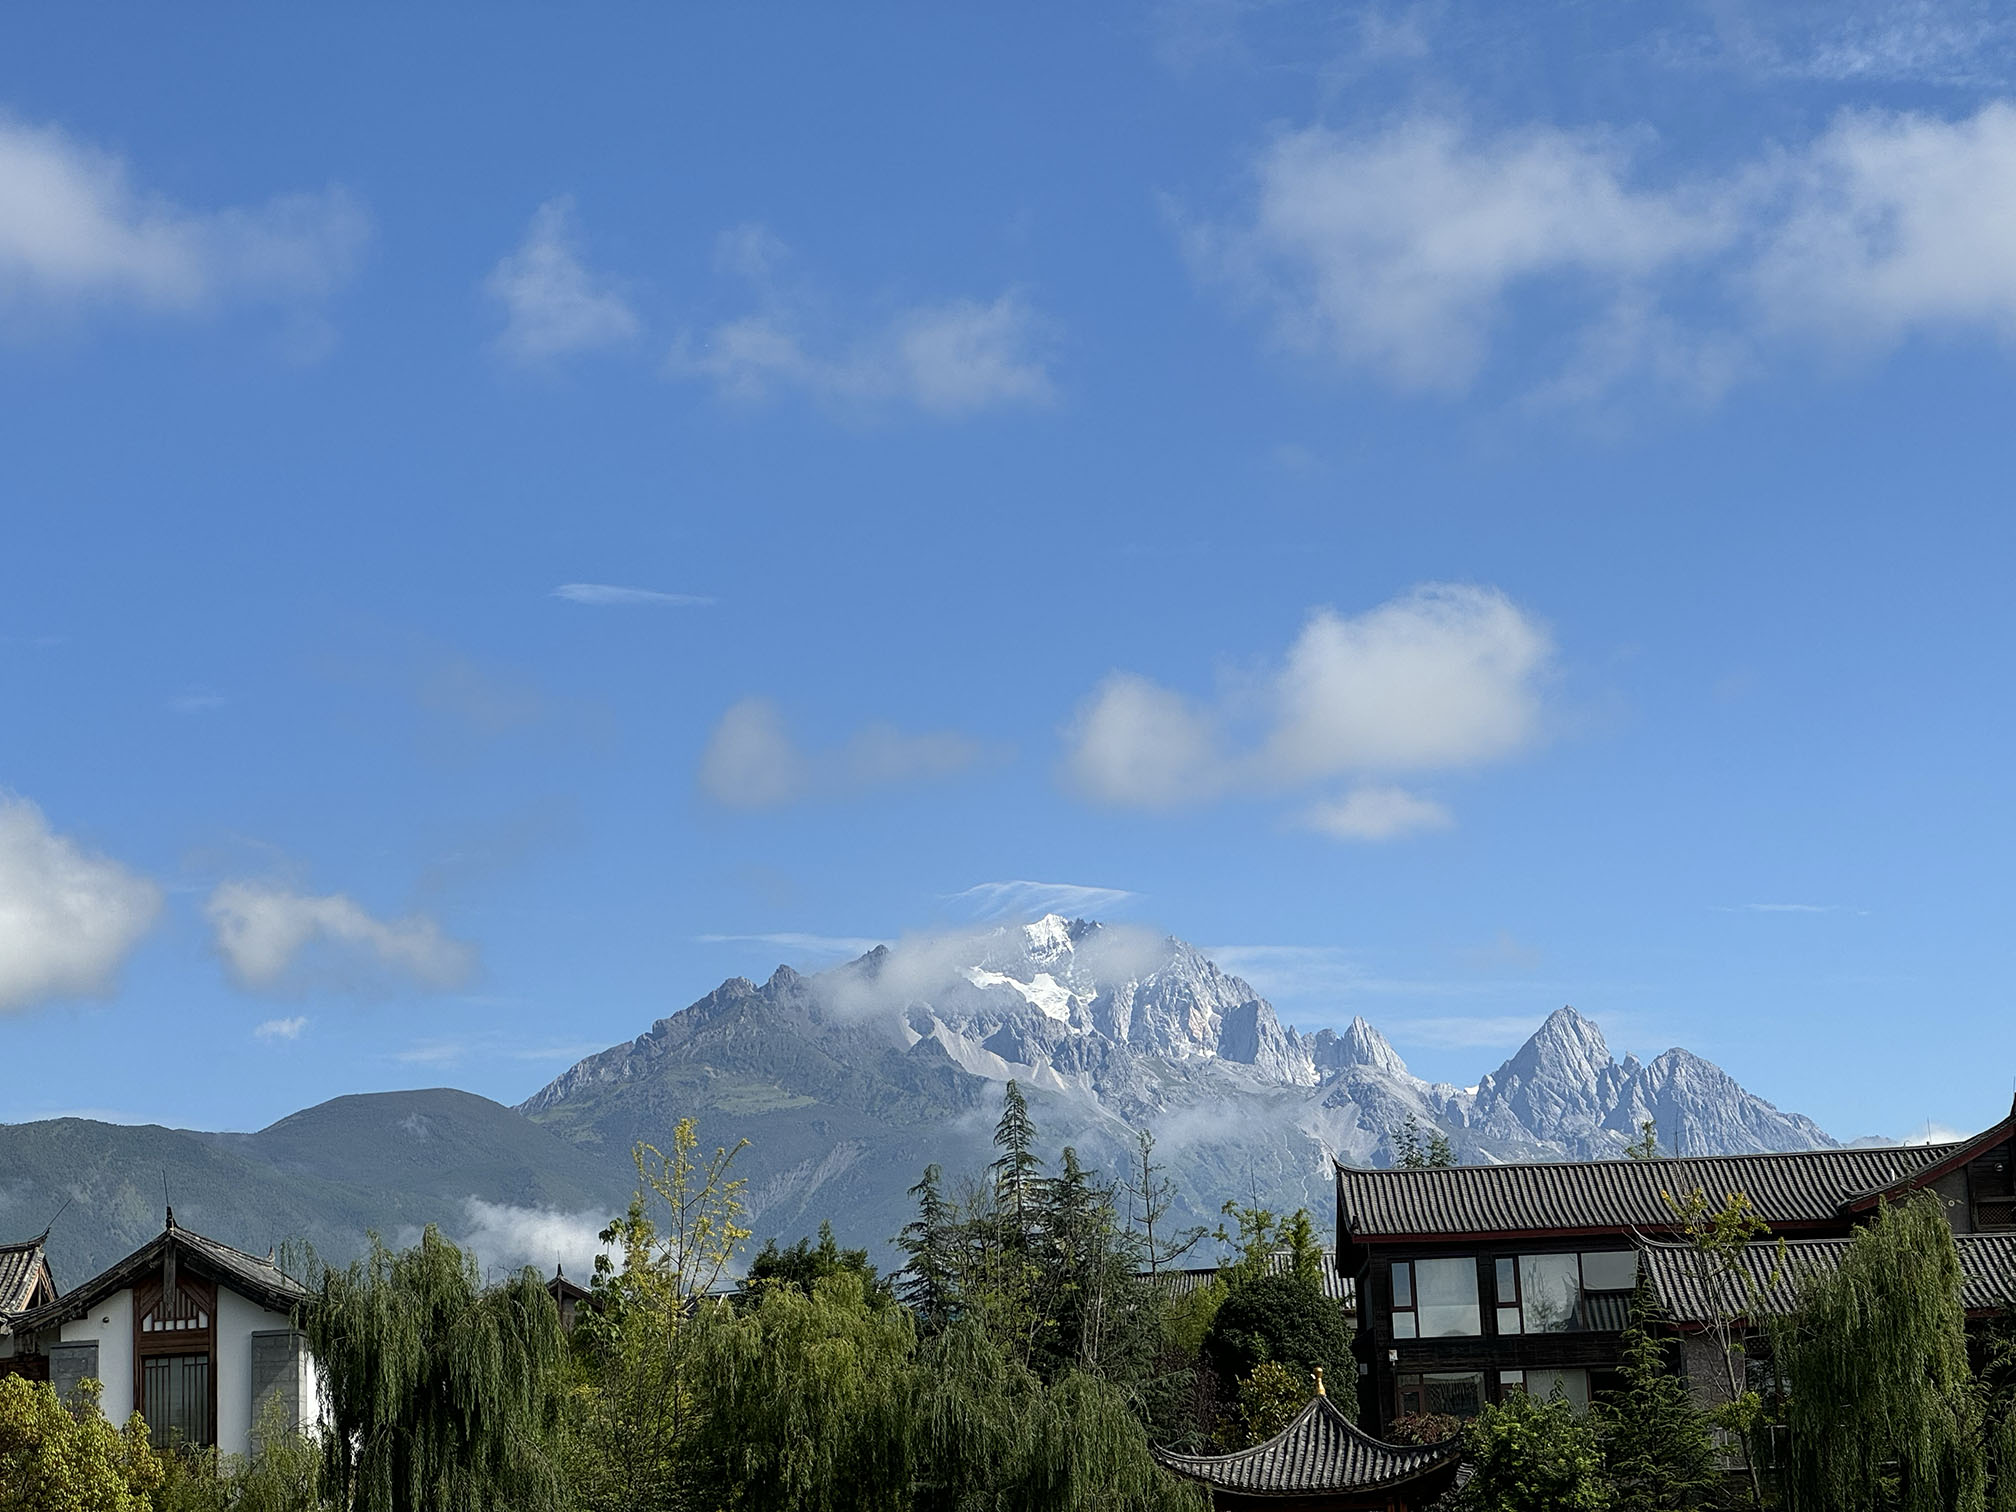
[1770,1195,1986,1512]
[307,1226,564,1512]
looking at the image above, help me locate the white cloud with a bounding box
[948,880,1139,920]
[444,1197,611,1278]
[0,114,368,322]
[206,881,476,994]
[698,697,987,809]
[1300,784,1454,841]
[0,795,161,1014]
[1063,583,1550,834]
[1196,102,2016,399]
[669,226,1053,414]
[1902,1121,1969,1147]
[551,582,713,607]
[392,1039,467,1066]
[485,197,638,361]
[1396,1014,1551,1050]
[253,1015,307,1042]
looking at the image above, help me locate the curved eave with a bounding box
[1152,1397,1462,1498]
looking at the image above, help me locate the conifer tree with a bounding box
[1427,1128,1457,1168]
[992,1079,1045,1242]
[1393,1114,1427,1170]
[897,1163,958,1328]
[1594,1296,1720,1509]
[1124,1127,1206,1276]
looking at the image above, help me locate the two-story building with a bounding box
[0,1209,319,1459]
[1334,1096,2016,1433]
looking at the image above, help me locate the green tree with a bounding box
[1770,1194,1987,1512]
[1593,1297,1720,1510]
[685,1272,916,1512]
[1456,1386,1611,1512]
[306,1227,563,1512]
[1122,1128,1206,1277]
[896,1164,958,1328]
[0,1376,161,1512]
[566,1122,752,1512]
[1221,1361,1310,1450]
[1200,1273,1350,1390]
[1660,1185,1783,1504]
[746,1220,891,1307]
[1625,1120,1663,1160]
[1393,1115,1426,1170]
[1427,1129,1457,1167]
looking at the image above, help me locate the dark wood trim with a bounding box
[133,1267,218,1450]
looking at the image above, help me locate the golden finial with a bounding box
[1313,1366,1326,1398]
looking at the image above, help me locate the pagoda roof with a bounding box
[1155,1394,1460,1498]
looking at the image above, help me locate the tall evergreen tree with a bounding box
[992,1079,1045,1242]
[1124,1128,1206,1276]
[897,1163,958,1328]
[1770,1194,1987,1512]
[1594,1297,1720,1510]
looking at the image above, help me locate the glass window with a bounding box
[1391,1261,1413,1310]
[1494,1256,1518,1302]
[1523,1367,1591,1413]
[142,1353,211,1449]
[1519,1253,1582,1333]
[1413,1257,1481,1337]
[1398,1371,1485,1419]
[1392,1310,1417,1340]
[1580,1251,1638,1292]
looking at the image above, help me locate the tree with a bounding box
[1770,1194,1987,1512]
[896,1164,957,1328]
[992,1079,1044,1241]
[1593,1296,1720,1510]
[305,1226,563,1512]
[1393,1115,1426,1170]
[566,1122,753,1512]
[1200,1273,1350,1390]
[685,1272,916,1512]
[0,1376,161,1512]
[1123,1128,1205,1277]
[1428,1129,1457,1168]
[1660,1185,1782,1504]
[1221,1361,1309,1450]
[1625,1120,1663,1161]
[1455,1386,1611,1512]
[746,1221,891,1307]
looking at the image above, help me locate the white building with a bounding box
[0,1210,318,1459]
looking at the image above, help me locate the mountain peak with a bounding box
[1532,1005,1611,1062]
[1021,913,1080,963]
[1313,1016,1409,1078]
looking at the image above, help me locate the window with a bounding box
[1522,1367,1591,1412]
[1389,1257,1480,1339]
[1496,1251,1638,1334]
[1397,1371,1484,1419]
[1971,1142,2015,1231]
[142,1353,211,1449]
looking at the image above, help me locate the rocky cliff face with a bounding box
[518,917,1836,1258]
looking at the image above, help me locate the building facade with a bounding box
[1334,1099,2016,1433]
[0,1210,319,1459]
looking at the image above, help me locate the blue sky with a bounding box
[3,2,2014,1144]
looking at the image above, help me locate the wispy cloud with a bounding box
[947,880,1139,921]
[169,689,226,715]
[1063,583,1550,838]
[697,931,884,957]
[552,582,714,608]
[392,1039,468,1066]
[485,197,638,361]
[698,697,990,809]
[1393,1014,1550,1050]
[207,881,477,994]
[0,794,161,1014]
[1204,943,1364,998]
[441,1197,611,1277]
[1192,101,2016,402]
[668,225,1056,416]
[253,1015,307,1042]
[0,113,368,326]
[505,1041,609,1062]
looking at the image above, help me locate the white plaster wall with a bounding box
[60,1286,135,1421]
[217,1289,315,1456]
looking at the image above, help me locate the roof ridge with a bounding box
[1335,1143,1955,1177]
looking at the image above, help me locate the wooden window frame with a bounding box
[133,1272,218,1450]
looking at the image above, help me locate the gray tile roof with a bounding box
[1145,1247,1355,1305]
[1640,1231,2016,1324]
[1337,1144,1953,1241]
[0,1235,51,1316]
[8,1216,308,1335]
[1155,1394,1460,1496]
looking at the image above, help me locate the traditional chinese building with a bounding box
[1334,1095,2016,1433]
[1155,1379,1465,1511]
[0,1210,318,1458]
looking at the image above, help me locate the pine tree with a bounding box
[1427,1128,1457,1168]
[1594,1294,1720,1510]
[1625,1120,1663,1160]
[992,1080,1045,1244]
[1770,1194,1987,1512]
[1123,1128,1206,1276]
[1392,1114,1427,1170]
[897,1163,958,1328]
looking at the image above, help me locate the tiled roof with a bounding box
[1337,1144,1952,1242]
[1641,1231,2016,1324]
[1145,1247,1355,1305]
[0,1235,52,1316]
[1155,1395,1460,1496]
[9,1216,308,1335]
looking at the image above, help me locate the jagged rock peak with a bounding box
[1314,1016,1409,1078]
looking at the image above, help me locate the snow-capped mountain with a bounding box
[520,917,1833,1259]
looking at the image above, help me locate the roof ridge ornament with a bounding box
[1313,1365,1325,1397]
